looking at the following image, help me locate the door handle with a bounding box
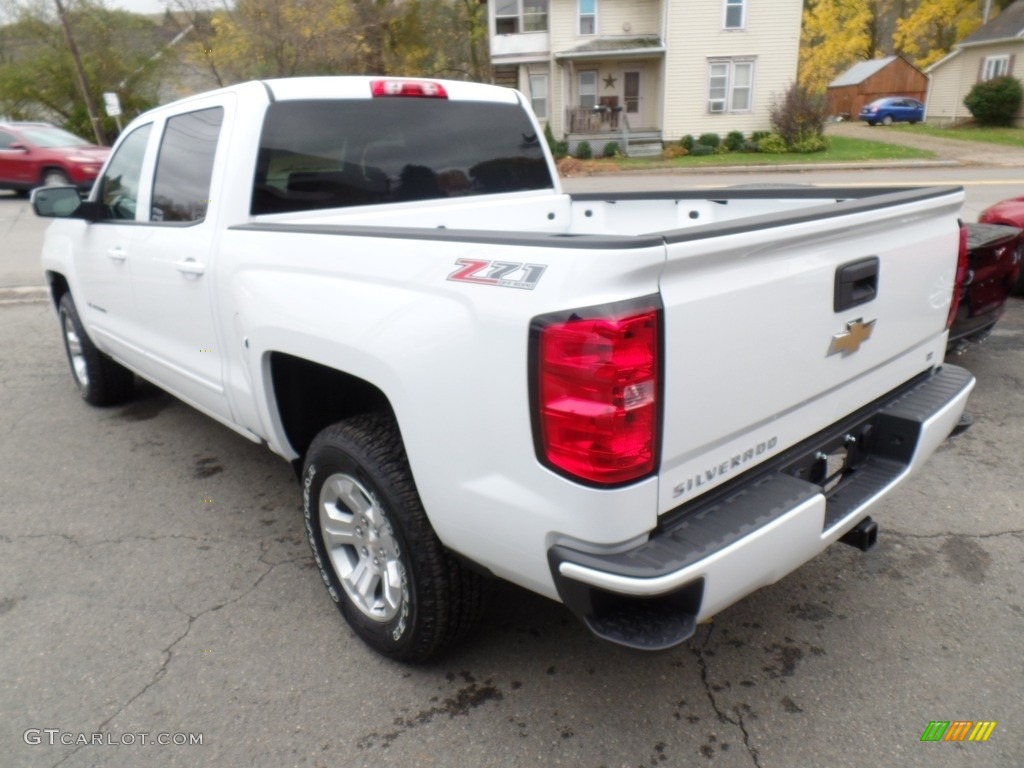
[175,258,205,276]
[107,246,127,262]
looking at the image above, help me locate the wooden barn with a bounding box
[827,56,928,120]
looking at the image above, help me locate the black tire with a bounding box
[42,169,70,187]
[1015,240,1024,295]
[57,293,134,406]
[867,121,876,127]
[881,115,894,126]
[302,414,485,662]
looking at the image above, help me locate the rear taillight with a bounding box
[532,299,661,486]
[947,220,969,330]
[370,79,448,98]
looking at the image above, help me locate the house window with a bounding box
[579,71,598,108]
[495,0,548,34]
[579,0,596,35]
[982,55,1010,80]
[529,74,549,119]
[708,59,754,113]
[724,0,745,29]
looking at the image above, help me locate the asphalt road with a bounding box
[1,172,1022,767]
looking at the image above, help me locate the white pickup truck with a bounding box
[34,76,975,661]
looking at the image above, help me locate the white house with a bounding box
[487,0,803,154]
[926,0,1024,127]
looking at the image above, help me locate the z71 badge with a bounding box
[447,259,547,290]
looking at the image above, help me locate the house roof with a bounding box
[960,0,1024,46]
[554,36,665,61]
[828,56,899,88]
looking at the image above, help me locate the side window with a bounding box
[0,130,15,149]
[96,123,152,221]
[150,107,224,223]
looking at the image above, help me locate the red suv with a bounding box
[0,122,110,195]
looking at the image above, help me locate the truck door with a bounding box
[129,101,233,421]
[72,123,153,371]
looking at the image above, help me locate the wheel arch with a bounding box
[46,271,71,312]
[268,351,395,469]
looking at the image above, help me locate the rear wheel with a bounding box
[881,115,894,126]
[302,414,485,662]
[57,293,134,406]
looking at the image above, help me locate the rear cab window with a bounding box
[251,98,552,215]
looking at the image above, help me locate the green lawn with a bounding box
[596,136,935,171]
[887,123,1024,147]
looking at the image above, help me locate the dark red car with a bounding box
[0,122,110,195]
[948,221,1022,350]
[978,195,1024,295]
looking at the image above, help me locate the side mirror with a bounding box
[31,186,105,221]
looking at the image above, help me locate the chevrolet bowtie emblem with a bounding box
[828,318,876,356]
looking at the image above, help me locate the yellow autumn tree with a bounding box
[800,0,898,94]
[170,0,361,84]
[894,0,987,69]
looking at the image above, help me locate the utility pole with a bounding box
[54,0,108,146]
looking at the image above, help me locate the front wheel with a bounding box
[42,169,70,187]
[58,293,134,405]
[302,414,485,661]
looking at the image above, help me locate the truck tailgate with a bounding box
[657,187,964,514]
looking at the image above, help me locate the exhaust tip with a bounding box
[840,516,878,552]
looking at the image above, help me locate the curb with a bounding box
[0,286,49,306]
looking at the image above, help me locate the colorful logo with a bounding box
[920,721,997,742]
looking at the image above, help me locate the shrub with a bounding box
[679,134,695,150]
[725,131,746,151]
[769,82,827,148]
[544,123,557,152]
[742,140,760,153]
[663,144,689,159]
[574,140,592,159]
[963,76,1023,127]
[602,141,621,158]
[757,134,788,154]
[689,143,714,156]
[750,130,771,142]
[697,132,721,148]
[790,135,829,153]
[713,144,730,154]
[544,122,569,158]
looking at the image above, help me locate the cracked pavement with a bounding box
[2,197,1022,766]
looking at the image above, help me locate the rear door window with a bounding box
[150,107,224,223]
[252,98,552,215]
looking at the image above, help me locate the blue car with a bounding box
[858,97,924,126]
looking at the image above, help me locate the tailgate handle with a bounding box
[834,257,879,312]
